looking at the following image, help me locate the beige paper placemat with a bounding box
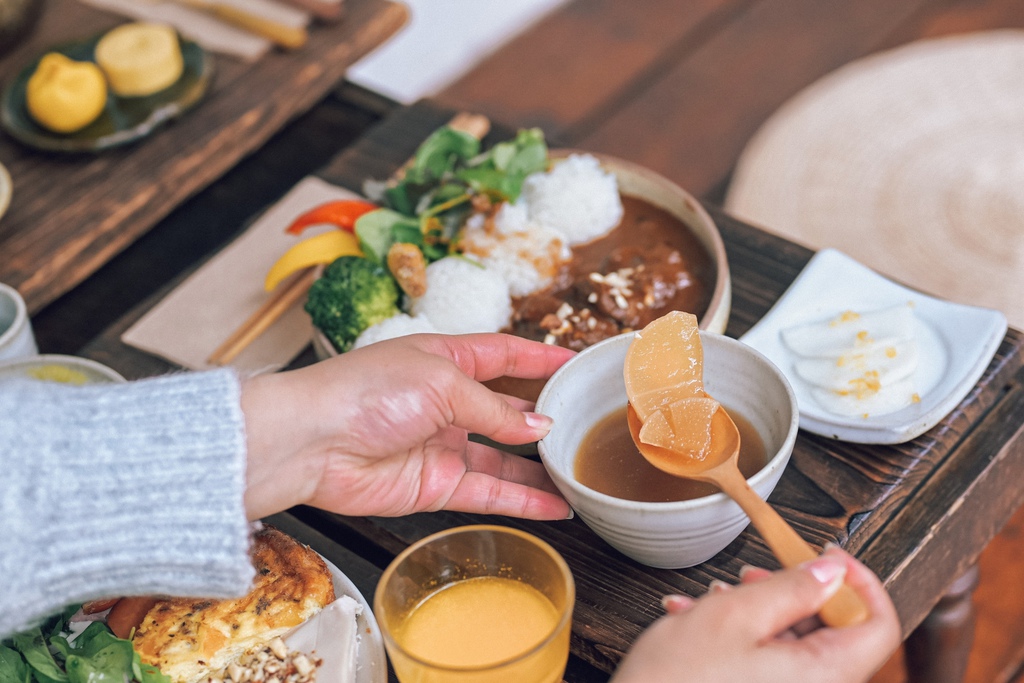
[122,176,360,373]
[725,30,1024,328]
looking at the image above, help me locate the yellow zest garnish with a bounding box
[911,393,921,403]
[885,347,898,358]
[855,330,873,345]
[265,231,362,292]
[836,371,881,400]
[830,310,861,326]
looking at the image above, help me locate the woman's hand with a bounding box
[611,546,901,683]
[240,333,575,521]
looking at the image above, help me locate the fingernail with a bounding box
[708,579,731,594]
[565,507,575,520]
[738,564,756,579]
[661,594,693,613]
[802,555,846,588]
[525,412,554,432]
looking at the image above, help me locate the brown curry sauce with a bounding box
[506,196,714,348]
[489,195,715,401]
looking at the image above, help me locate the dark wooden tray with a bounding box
[0,0,407,314]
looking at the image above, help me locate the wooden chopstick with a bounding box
[206,112,491,366]
[207,267,319,366]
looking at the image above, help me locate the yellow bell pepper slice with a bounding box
[265,230,362,292]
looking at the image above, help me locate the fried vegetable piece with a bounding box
[82,597,121,614]
[387,242,428,298]
[107,597,160,639]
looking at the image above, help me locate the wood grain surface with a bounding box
[435,0,1024,207]
[0,0,407,314]
[434,4,1024,681]
[76,102,1024,682]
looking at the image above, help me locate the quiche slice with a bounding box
[132,526,335,683]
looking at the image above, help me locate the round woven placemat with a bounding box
[725,31,1024,328]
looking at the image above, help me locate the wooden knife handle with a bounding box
[183,0,309,48]
[212,4,307,48]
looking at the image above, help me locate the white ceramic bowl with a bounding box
[0,354,125,384]
[0,282,36,361]
[536,331,799,568]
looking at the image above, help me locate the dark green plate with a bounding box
[0,34,213,153]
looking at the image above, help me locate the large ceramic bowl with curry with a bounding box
[311,152,731,401]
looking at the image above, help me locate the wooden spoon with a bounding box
[626,403,869,628]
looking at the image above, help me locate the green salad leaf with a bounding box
[0,644,30,683]
[406,126,481,183]
[357,124,550,269]
[11,630,67,682]
[2,606,170,683]
[354,208,421,263]
[459,127,548,198]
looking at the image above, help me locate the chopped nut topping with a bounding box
[268,637,288,660]
[589,267,635,312]
[209,637,321,683]
[539,302,619,350]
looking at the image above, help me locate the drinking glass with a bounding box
[374,524,574,683]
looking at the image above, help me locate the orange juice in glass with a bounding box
[374,525,575,683]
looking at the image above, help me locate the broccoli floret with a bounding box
[305,256,401,352]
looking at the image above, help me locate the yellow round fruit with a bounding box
[94,22,184,97]
[25,52,108,134]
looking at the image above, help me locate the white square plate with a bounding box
[740,249,1007,444]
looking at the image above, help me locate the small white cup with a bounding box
[0,283,37,361]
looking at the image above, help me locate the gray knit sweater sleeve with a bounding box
[0,368,255,639]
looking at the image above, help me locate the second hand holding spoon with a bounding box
[626,403,869,628]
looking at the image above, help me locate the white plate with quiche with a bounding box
[125,525,386,683]
[305,557,387,683]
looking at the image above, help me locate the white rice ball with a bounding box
[492,200,531,234]
[353,313,438,350]
[522,153,623,245]
[461,207,571,297]
[409,256,512,334]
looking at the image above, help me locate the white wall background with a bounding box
[347,0,569,104]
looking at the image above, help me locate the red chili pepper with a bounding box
[285,199,378,235]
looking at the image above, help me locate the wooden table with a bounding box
[66,102,1024,683]
[0,0,407,315]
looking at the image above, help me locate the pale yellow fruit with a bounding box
[94,22,184,97]
[26,52,108,134]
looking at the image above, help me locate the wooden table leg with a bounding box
[904,564,980,683]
